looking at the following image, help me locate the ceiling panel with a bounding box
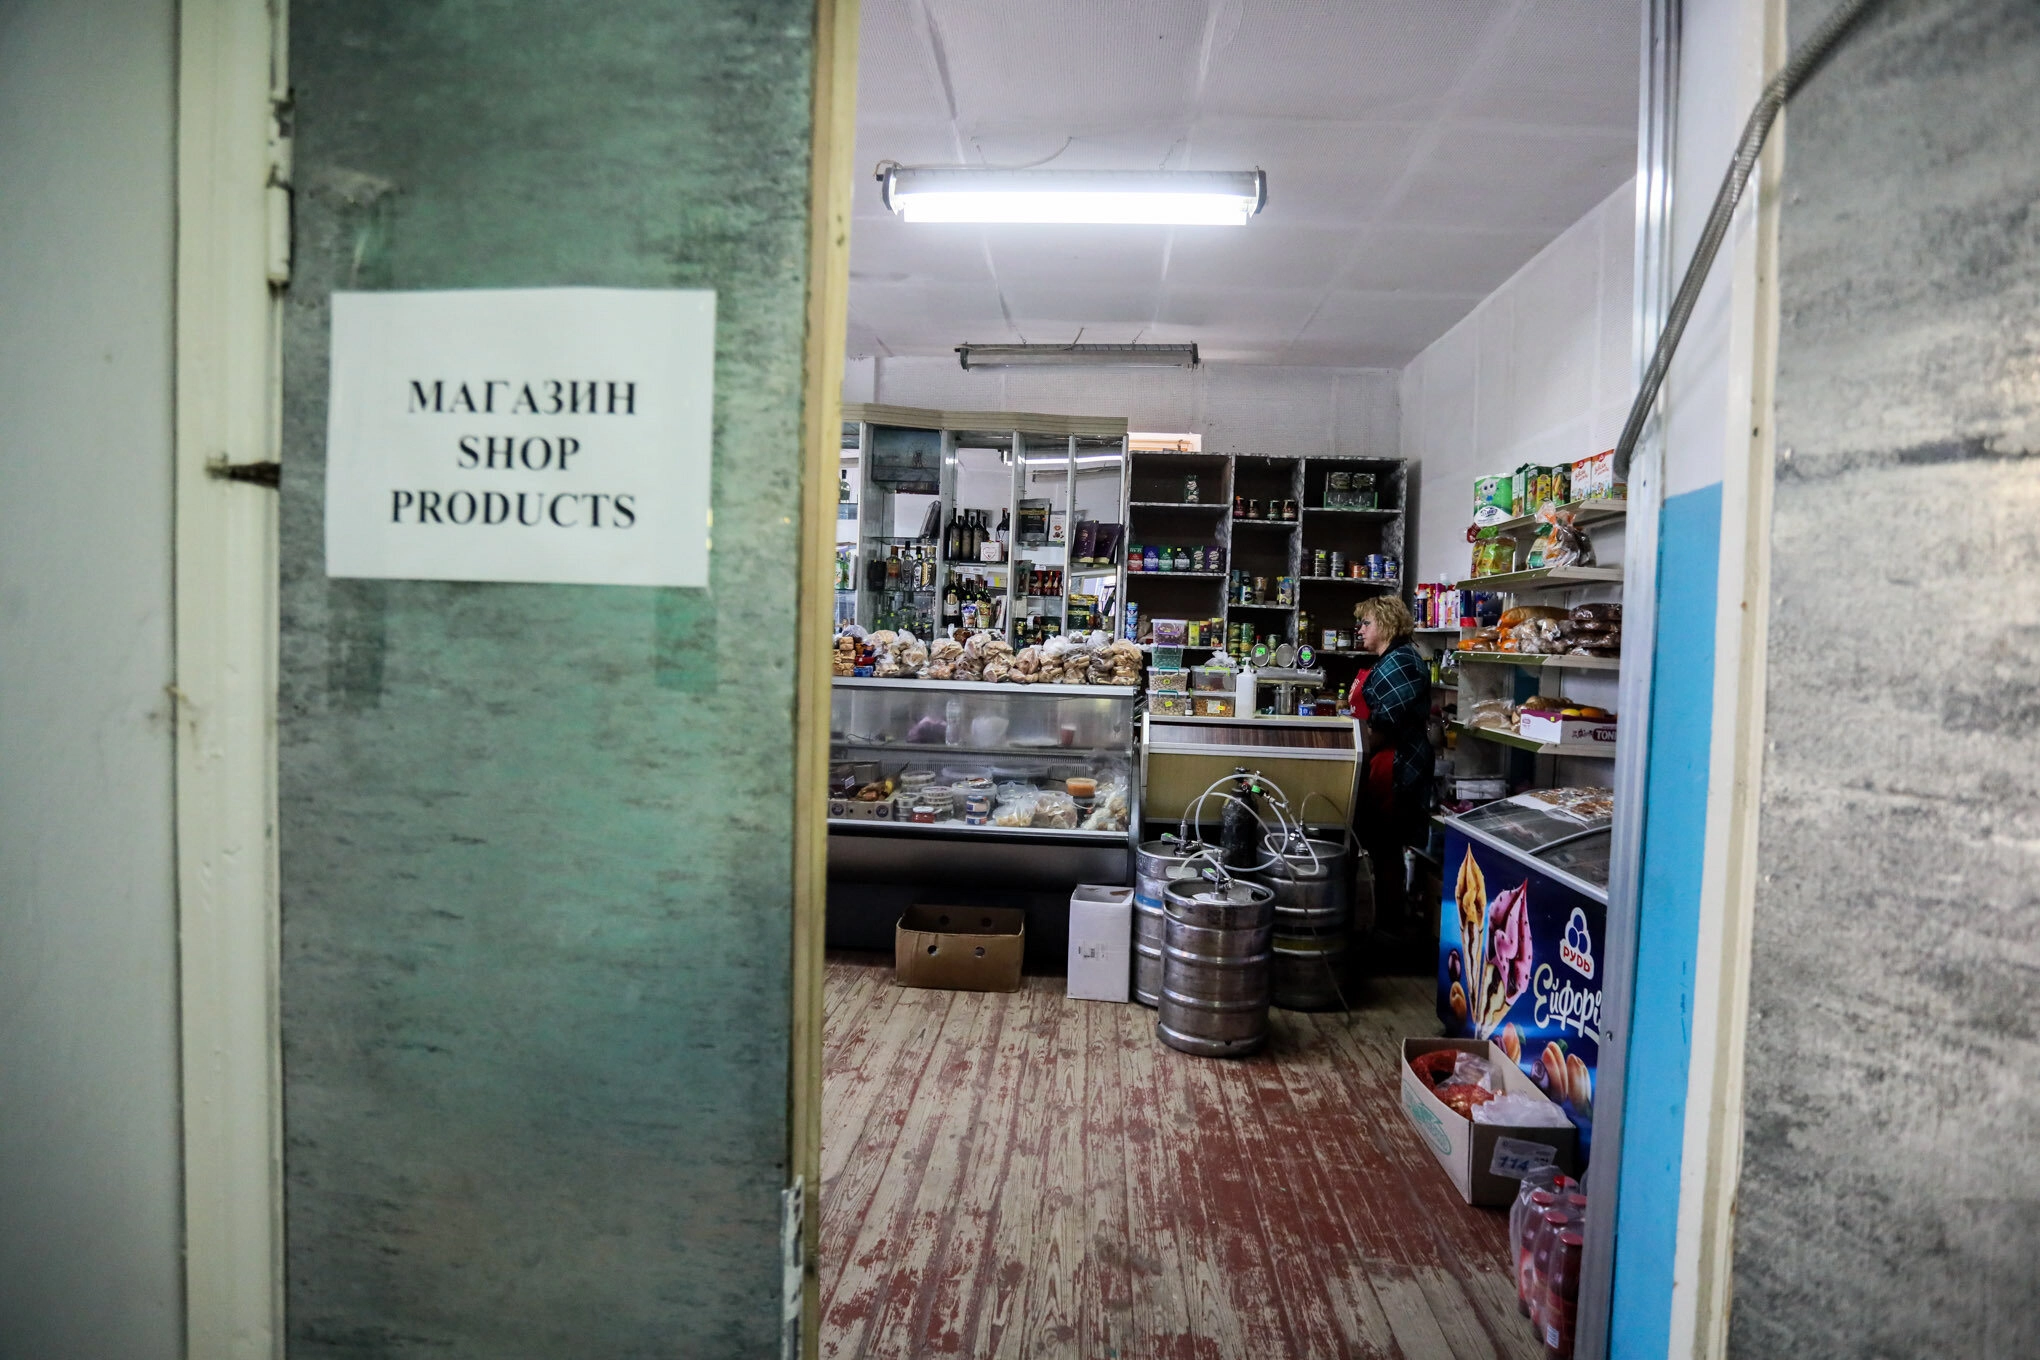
[1396,124,1636,234]
[848,0,1642,367]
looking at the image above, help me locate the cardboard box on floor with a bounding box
[894,905,1025,992]
[1399,1038,1578,1207]
[1066,883,1133,1003]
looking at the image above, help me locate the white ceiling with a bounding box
[847,0,1640,368]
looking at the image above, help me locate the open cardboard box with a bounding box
[894,905,1025,992]
[1399,1038,1578,1207]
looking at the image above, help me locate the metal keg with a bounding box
[1133,841,1202,1008]
[1251,835,1354,1010]
[1157,877,1275,1057]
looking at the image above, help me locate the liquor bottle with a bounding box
[946,509,960,561]
[886,546,901,586]
[944,583,960,625]
[969,511,984,559]
[995,508,1010,559]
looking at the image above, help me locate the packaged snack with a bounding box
[1469,528,1513,577]
[1031,791,1080,829]
[1527,505,1594,569]
[1569,603,1621,624]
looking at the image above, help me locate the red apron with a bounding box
[1349,668,1396,813]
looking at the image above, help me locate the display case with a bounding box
[827,676,1141,887]
[840,405,1129,650]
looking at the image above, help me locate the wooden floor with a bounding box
[820,955,1541,1360]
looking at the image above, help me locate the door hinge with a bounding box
[207,457,281,489]
[266,94,294,288]
[781,1176,806,1360]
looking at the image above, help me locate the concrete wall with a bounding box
[851,356,1400,462]
[1398,179,1637,587]
[0,1,185,1357]
[1732,1,2040,1355]
[279,3,821,1355]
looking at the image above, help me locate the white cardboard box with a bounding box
[1067,884,1134,1002]
[1516,712,1618,746]
[1399,1038,1578,1206]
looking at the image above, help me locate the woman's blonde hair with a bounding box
[1353,594,1415,646]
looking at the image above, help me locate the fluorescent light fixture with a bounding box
[957,342,1199,371]
[880,167,1265,226]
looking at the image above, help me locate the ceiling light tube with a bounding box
[880,168,1265,226]
[956,343,1199,370]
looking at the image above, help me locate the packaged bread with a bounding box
[1497,605,1567,630]
[1569,603,1622,624]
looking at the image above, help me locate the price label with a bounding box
[1490,1137,1560,1179]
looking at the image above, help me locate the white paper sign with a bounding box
[324,288,715,587]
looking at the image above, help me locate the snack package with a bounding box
[1031,791,1080,829]
[1079,779,1130,832]
[1471,528,1516,577]
[1527,505,1594,569]
[1569,602,1622,624]
[1497,605,1567,630]
[991,795,1038,828]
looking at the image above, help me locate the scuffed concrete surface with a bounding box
[1733,1,2040,1357]
[278,2,817,1356]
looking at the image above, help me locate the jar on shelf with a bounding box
[1326,471,1352,508]
[1183,473,1200,504]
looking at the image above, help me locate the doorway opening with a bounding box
[815,4,1649,1355]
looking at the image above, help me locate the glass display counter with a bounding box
[827,676,1140,887]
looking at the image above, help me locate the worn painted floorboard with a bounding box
[820,956,1542,1360]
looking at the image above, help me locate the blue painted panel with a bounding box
[1609,482,1721,1360]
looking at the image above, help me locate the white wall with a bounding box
[0,2,185,1357]
[1398,180,1638,587]
[852,357,1400,460]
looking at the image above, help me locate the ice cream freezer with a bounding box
[1435,789,1610,1159]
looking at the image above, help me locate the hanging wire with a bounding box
[1612,0,1892,480]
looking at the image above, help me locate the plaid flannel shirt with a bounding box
[1361,641,1434,795]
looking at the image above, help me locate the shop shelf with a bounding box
[1128,500,1226,509]
[1450,721,1616,759]
[1126,570,1227,579]
[1454,651,1623,672]
[1452,566,1623,592]
[1299,575,1400,587]
[1485,497,1628,532]
[1228,601,1296,611]
[1231,518,1299,529]
[1414,625,1463,634]
[1302,506,1400,517]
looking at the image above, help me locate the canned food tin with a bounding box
[1329,551,1345,577]
[1277,576,1296,606]
[964,793,992,825]
[1312,548,1328,576]
[1338,628,1353,650]
[1252,576,1269,603]
[910,805,936,824]
[1323,628,1340,650]
[1348,560,1363,579]
[1367,553,1385,579]
[1384,556,1399,581]
[1183,473,1200,504]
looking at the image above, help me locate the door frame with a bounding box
[791,1,861,1357]
[173,0,288,1356]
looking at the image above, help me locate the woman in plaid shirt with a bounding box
[1348,595,1434,934]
